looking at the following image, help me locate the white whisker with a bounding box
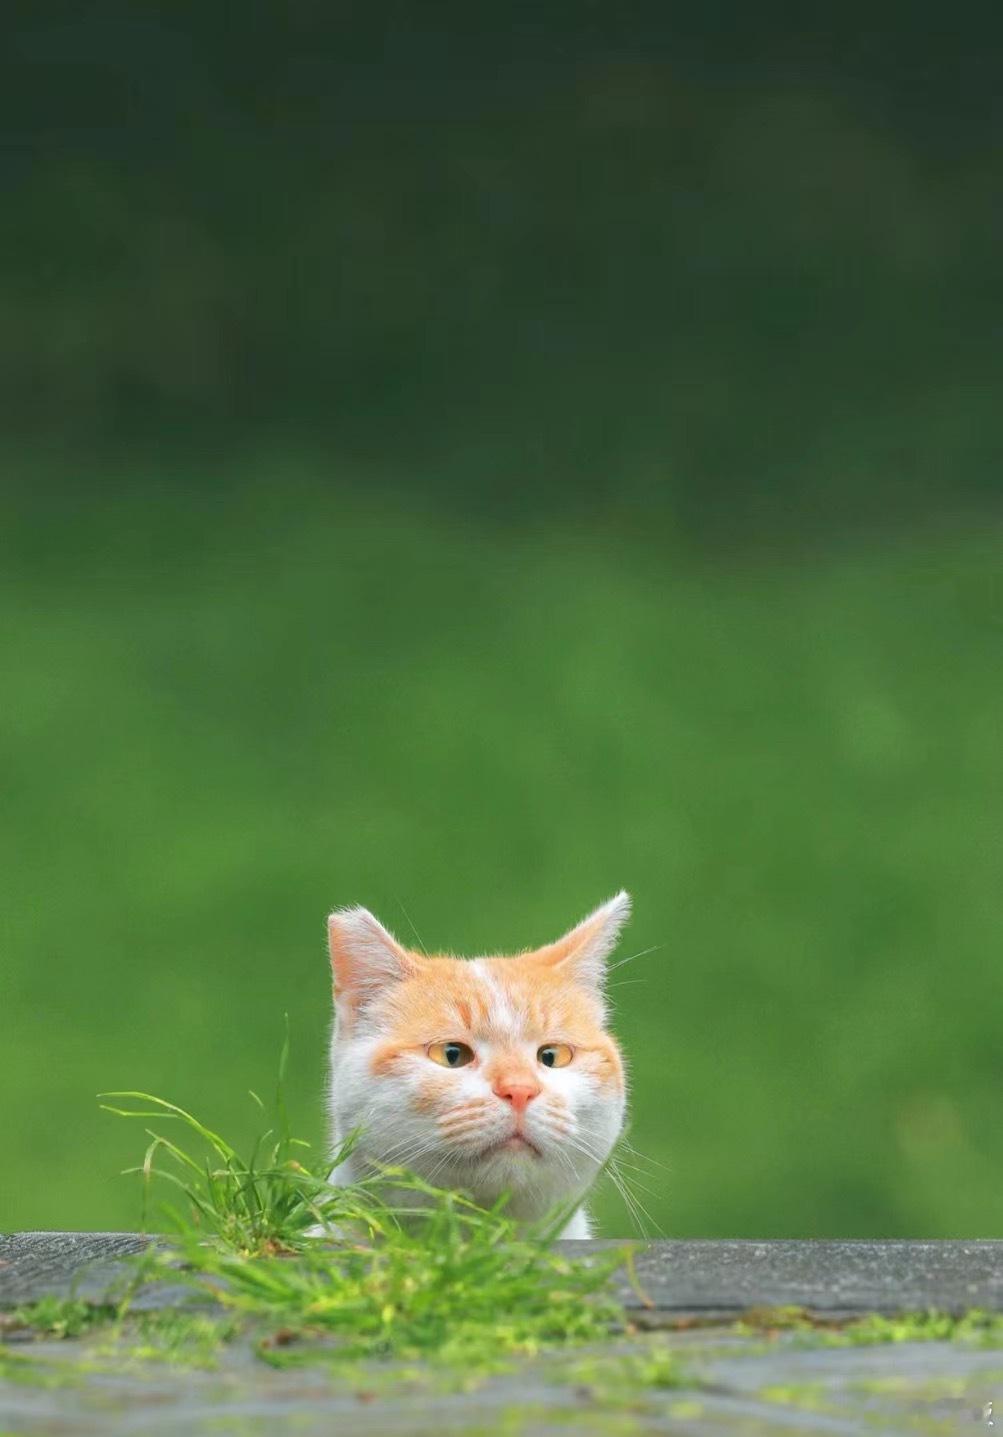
[606,943,665,974]
[394,894,429,956]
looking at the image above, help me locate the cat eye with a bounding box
[427,1040,475,1069]
[537,1043,574,1069]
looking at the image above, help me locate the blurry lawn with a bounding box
[1,458,1000,1237]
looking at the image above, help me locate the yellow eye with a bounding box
[427,1040,475,1069]
[537,1043,574,1069]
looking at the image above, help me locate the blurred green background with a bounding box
[2,5,1001,1238]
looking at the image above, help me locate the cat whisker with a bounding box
[531,1117,572,1143]
[441,1100,491,1117]
[605,943,665,974]
[372,1131,432,1163]
[394,894,429,956]
[548,1144,583,1185]
[602,1151,660,1182]
[438,1119,501,1139]
[530,1107,572,1132]
[616,1137,671,1173]
[525,1111,572,1144]
[558,1131,660,1236]
[607,1165,660,1199]
[604,1158,662,1236]
[583,1160,648,1234]
[422,1147,467,1187]
[373,1132,449,1170]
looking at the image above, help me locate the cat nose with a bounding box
[493,1079,541,1114]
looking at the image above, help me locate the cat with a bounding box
[324,892,631,1239]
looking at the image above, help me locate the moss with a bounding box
[562,1342,691,1400]
[0,1343,79,1388]
[6,1297,120,1340]
[758,1381,830,1409]
[831,1309,1003,1347]
[737,1305,1003,1349]
[467,1408,649,1436]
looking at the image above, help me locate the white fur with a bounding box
[324,897,630,1238]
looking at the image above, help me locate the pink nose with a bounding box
[493,1080,541,1115]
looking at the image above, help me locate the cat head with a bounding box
[326,893,631,1222]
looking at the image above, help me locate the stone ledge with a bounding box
[2,1233,1002,1317]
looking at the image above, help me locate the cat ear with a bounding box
[327,906,417,1016]
[534,891,632,989]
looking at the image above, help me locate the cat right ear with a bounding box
[327,907,417,1019]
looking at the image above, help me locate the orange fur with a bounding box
[365,948,624,1094]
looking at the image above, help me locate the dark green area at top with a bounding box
[2,9,1002,1243]
[2,3,1001,544]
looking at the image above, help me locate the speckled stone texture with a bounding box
[3,1233,1002,1317]
[2,1236,1002,1435]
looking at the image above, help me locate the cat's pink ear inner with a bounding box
[327,907,416,1016]
[534,890,632,988]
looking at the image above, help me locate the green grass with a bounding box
[97,1066,627,1367]
[4,1069,630,1383]
[94,1023,388,1255]
[737,1305,1003,1347]
[2,459,1002,1238]
[3,1298,120,1341]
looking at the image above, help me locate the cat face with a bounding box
[326,894,630,1223]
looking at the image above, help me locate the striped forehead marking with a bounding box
[467,960,524,1040]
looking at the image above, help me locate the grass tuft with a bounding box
[89,1038,631,1375]
[95,1022,381,1255]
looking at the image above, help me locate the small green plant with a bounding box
[737,1305,1003,1348]
[97,1025,382,1255]
[89,1033,630,1375]
[0,1344,67,1388]
[111,1311,242,1369]
[834,1308,1003,1347]
[8,1297,120,1340]
[563,1341,690,1401]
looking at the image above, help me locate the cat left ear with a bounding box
[534,891,632,989]
[327,906,418,1019]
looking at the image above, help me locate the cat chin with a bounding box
[475,1134,544,1161]
[449,1146,587,1203]
[327,1134,595,1232]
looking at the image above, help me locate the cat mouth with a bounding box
[479,1133,543,1160]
